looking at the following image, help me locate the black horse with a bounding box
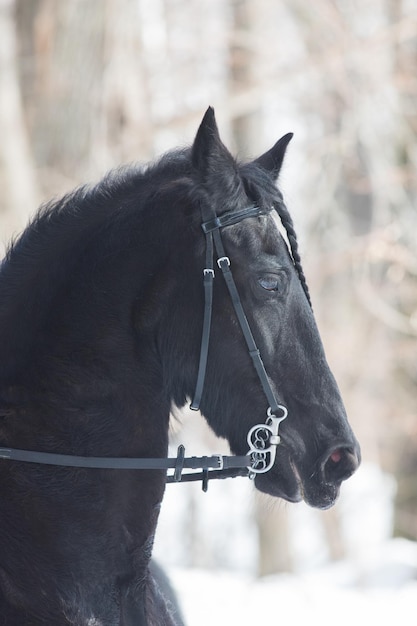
[0,108,359,625]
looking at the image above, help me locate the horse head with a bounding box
[155,108,360,509]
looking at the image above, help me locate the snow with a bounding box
[170,555,417,626]
[154,462,417,625]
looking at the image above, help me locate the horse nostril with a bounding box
[323,446,360,484]
[329,449,343,463]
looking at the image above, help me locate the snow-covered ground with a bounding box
[170,545,417,626]
[154,462,417,625]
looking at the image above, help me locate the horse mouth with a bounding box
[255,454,342,510]
[289,458,305,499]
[289,458,341,510]
[254,452,303,504]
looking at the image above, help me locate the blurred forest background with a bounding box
[0,0,416,579]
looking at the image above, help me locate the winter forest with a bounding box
[0,0,416,623]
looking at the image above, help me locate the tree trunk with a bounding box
[229,0,293,576]
[0,0,40,247]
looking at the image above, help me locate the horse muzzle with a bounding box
[255,436,361,510]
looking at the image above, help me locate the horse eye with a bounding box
[258,273,286,292]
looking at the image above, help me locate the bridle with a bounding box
[0,205,288,492]
[189,203,288,485]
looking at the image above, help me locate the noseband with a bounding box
[0,206,288,491]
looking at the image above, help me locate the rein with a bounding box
[0,445,249,492]
[0,205,288,492]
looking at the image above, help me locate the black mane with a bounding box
[0,143,311,384]
[0,149,195,382]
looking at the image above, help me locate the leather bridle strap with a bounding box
[191,205,282,416]
[0,446,249,472]
[201,205,267,232]
[212,227,282,415]
[0,444,250,492]
[0,444,251,493]
[189,227,214,411]
[166,466,248,487]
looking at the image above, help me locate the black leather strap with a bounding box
[191,204,283,415]
[212,228,282,415]
[0,446,250,472]
[166,466,248,485]
[191,205,275,413]
[201,205,267,233]
[190,230,214,411]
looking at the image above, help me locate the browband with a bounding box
[201,205,269,233]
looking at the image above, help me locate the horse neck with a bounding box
[0,222,173,612]
[1,199,175,461]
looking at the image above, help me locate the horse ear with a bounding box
[191,107,235,178]
[254,133,294,179]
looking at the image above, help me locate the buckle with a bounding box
[217,256,230,268]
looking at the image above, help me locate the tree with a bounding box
[0,0,39,246]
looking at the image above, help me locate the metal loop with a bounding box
[246,406,288,475]
[247,446,277,475]
[267,405,288,421]
[247,423,275,454]
[251,452,268,471]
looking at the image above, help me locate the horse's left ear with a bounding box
[191,107,236,181]
[254,133,294,179]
